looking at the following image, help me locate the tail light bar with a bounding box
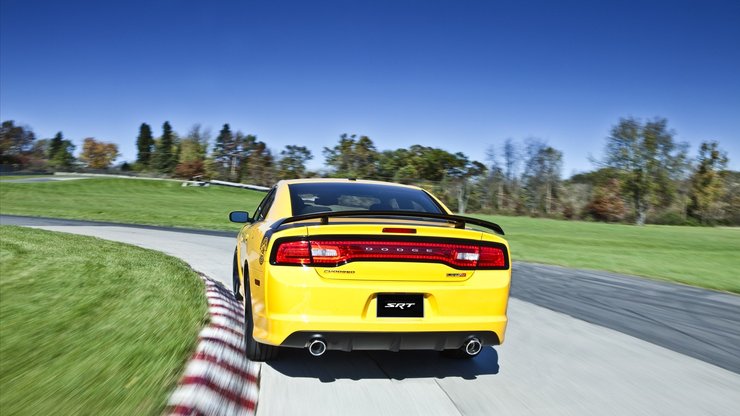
[272,238,507,269]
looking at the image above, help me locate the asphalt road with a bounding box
[3,215,740,415]
[512,263,740,374]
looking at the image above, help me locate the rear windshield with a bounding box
[288,182,443,216]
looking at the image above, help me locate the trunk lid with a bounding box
[304,220,487,282]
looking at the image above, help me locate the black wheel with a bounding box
[232,249,243,301]
[242,260,279,361]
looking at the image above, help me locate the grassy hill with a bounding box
[0,226,207,414]
[0,177,262,231]
[474,214,739,292]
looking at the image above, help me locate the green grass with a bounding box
[0,226,207,415]
[473,214,740,293]
[0,177,263,230]
[1,177,738,292]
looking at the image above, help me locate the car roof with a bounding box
[277,178,424,191]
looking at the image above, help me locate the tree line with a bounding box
[132,122,314,186]
[1,117,736,226]
[317,121,736,226]
[0,121,119,170]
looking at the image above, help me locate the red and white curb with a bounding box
[167,277,260,416]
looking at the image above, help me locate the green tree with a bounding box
[376,145,463,183]
[323,134,354,176]
[323,134,378,179]
[569,167,622,187]
[688,141,729,223]
[135,123,154,168]
[408,145,463,181]
[353,136,378,178]
[178,124,209,163]
[211,124,239,180]
[174,124,210,179]
[278,145,313,179]
[47,132,76,169]
[48,132,63,161]
[599,117,687,225]
[152,121,177,173]
[377,149,410,181]
[235,132,256,182]
[243,141,275,186]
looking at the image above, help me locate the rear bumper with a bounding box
[281,331,500,351]
[251,265,511,348]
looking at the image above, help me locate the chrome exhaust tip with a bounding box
[308,338,327,357]
[464,337,482,356]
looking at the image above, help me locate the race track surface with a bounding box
[3,215,739,415]
[512,263,740,374]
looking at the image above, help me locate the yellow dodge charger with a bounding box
[229,178,510,361]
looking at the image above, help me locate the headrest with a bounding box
[314,195,338,206]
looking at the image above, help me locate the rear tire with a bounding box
[242,261,279,362]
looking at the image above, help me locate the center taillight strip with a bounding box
[270,236,509,270]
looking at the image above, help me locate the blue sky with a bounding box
[1,0,739,174]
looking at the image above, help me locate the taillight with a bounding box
[310,242,344,264]
[274,240,311,265]
[272,238,507,269]
[478,245,506,268]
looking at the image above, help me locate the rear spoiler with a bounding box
[271,210,505,236]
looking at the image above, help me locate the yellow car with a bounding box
[229,178,510,361]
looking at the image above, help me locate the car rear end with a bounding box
[256,219,511,356]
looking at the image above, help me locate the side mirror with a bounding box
[229,211,250,223]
